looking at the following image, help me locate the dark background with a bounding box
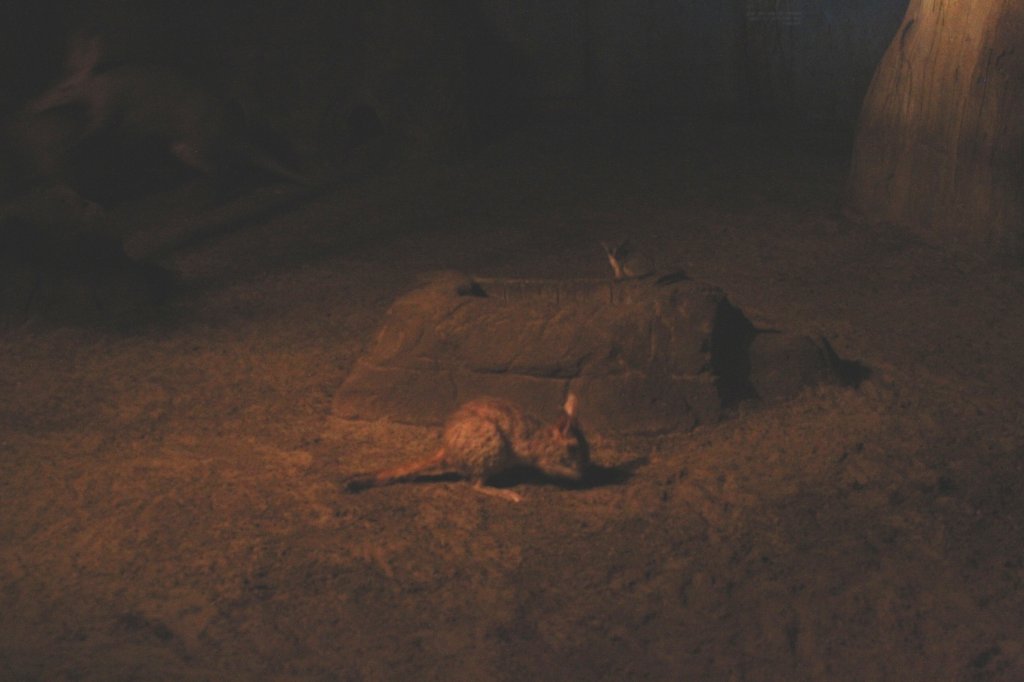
[0,0,909,162]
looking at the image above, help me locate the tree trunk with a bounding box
[847,0,1024,259]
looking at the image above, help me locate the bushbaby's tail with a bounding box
[345,448,447,493]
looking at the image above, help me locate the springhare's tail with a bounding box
[344,448,447,493]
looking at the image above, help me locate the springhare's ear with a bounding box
[557,393,579,436]
[563,393,578,420]
[553,413,570,437]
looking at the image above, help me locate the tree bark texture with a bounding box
[848,0,1024,259]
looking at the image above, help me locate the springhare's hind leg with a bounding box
[470,481,522,503]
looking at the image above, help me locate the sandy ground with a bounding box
[2,120,1024,681]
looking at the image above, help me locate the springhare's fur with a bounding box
[346,395,589,502]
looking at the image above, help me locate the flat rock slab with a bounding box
[333,271,843,435]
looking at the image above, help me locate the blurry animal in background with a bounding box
[346,394,590,502]
[25,30,311,198]
[0,101,115,228]
[601,238,655,280]
[0,100,94,202]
